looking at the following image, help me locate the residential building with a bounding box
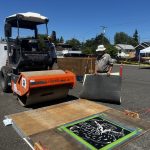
[135,42,150,57]
[115,44,135,58]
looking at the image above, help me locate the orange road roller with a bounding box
[11,70,76,106]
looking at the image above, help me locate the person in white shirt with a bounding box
[95,45,113,76]
[47,36,57,69]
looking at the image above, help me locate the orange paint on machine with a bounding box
[11,70,76,106]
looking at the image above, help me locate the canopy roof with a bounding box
[5,12,49,29]
[140,47,150,54]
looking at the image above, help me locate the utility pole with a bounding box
[100,26,107,35]
[100,26,107,44]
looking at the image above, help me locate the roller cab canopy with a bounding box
[5,12,49,29]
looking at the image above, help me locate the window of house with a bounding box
[4,46,7,50]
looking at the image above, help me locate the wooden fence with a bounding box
[57,57,96,76]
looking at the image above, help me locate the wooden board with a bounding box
[32,129,87,150]
[57,57,96,76]
[30,109,150,150]
[7,99,150,150]
[8,99,109,136]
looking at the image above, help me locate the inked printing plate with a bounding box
[58,114,142,150]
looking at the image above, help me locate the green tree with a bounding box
[38,34,47,50]
[38,34,47,39]
[81,38,96,54]
[106,45,118,58]
[81,34,110,54]
[66,38,81,50]
[128,37,137,47]
[114,31,139,47]
[55,38,61,44]
[59,36,64,43]
[51,31,56,42]
[65,34,117,57]
[114,32,129,44]
[95,33,110,45]
[133,29,138,42]
[132,29,139,46]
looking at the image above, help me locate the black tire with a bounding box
[0,67,11,92]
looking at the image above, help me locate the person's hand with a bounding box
[107,71,111,76]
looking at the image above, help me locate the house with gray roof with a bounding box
[115,44,135,58]
[135,42,150,57]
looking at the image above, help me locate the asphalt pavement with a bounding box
[0,65,150,150]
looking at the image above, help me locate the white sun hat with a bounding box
[96,45,106,51]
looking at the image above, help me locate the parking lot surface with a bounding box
[0,65,150,150]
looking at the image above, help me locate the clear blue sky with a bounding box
[0,0,150,43]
